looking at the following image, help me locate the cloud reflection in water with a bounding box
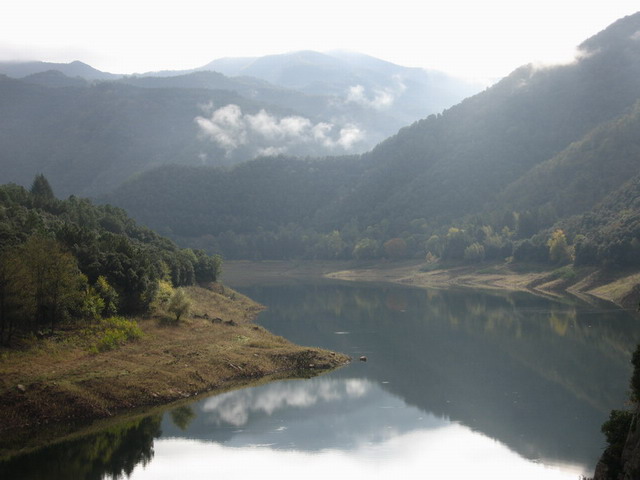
[201,378,371,426]
[128,425,587,480]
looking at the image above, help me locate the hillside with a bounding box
[0,53,478,198]
[0,178,349,454]
[0,76,303,196]
[104,13,640,266]
[0,176,222,323]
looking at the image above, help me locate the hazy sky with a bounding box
[1,0,638,82]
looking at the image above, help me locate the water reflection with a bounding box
[127,429,584,480]
[201,378,371,427]
[0,416,162,480]
[161,377,446,451]
[239,283,640,468]
[2,282,638,479]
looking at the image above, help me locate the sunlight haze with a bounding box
[2,0,639,82]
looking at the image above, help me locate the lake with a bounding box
[2,280,639,479]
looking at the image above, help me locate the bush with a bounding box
[167,289,191,322]
[551,265,577,281]
[92,316,143,353]
[602,410,633,446]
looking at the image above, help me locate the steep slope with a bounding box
[322,12,640,230]
[104,155,362,236]
[0,77,313,196]
[565,172,640,268]
[103,13,640,263]
[0,52,482,197]
[495,100,640,220]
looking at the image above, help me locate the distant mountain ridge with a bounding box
[0,51,479,196]
[102,12,640,268]
[198,50,478,122]
[0,60,118,80]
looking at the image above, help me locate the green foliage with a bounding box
[599,409,634,478]
[547,229,572,265]
[30,174,55,200]
[167,289,191,322]
[0,177,223,344]
[17,235,87,333]
[602,409,633,448]
[513,238,549,264]
[352,238,379,260]
[0,247,35,345]
[464,243,485,263]
[80,285,105,322]
[91,316,143,353]
[551,265,577,281]
[599,339,640,477]
[94,276,119,317]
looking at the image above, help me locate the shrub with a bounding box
[167,289,191,322]
[92,316,143,353]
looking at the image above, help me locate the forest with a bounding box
[0,175,221,345]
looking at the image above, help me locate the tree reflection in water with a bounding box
[0,415,162,480]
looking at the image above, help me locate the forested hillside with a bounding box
[104,13,640,266]
[0,175,221,345]
[0,53,477,198]
[0,77,269,196]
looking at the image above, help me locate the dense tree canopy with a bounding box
[0,177,222,344]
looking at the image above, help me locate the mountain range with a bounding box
[1,13,640,268]
[95,12,640,267]
[0,52,477,196]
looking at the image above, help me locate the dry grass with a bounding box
[324,260,640,308]
[0,283,350,456]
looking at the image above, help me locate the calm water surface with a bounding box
[3,281,640,479]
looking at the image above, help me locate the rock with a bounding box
[359,356,367,362]
[17,384,26,393]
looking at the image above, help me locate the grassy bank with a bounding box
[0,283,350,457]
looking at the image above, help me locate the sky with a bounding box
[1,0,639,83]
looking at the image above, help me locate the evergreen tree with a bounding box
[30,174,55,200]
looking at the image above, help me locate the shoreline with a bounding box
[326,261,640,309]
[224,259,640,310]
[0,283,350,458]
[4,259,638,459]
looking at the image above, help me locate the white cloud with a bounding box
[337,124,365,149]
[195,104,247,151]
[257,146,288,156]
[346,75,407,110]
[195,104,364,156]
[128,424,587,480]
[202,378,370,427]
